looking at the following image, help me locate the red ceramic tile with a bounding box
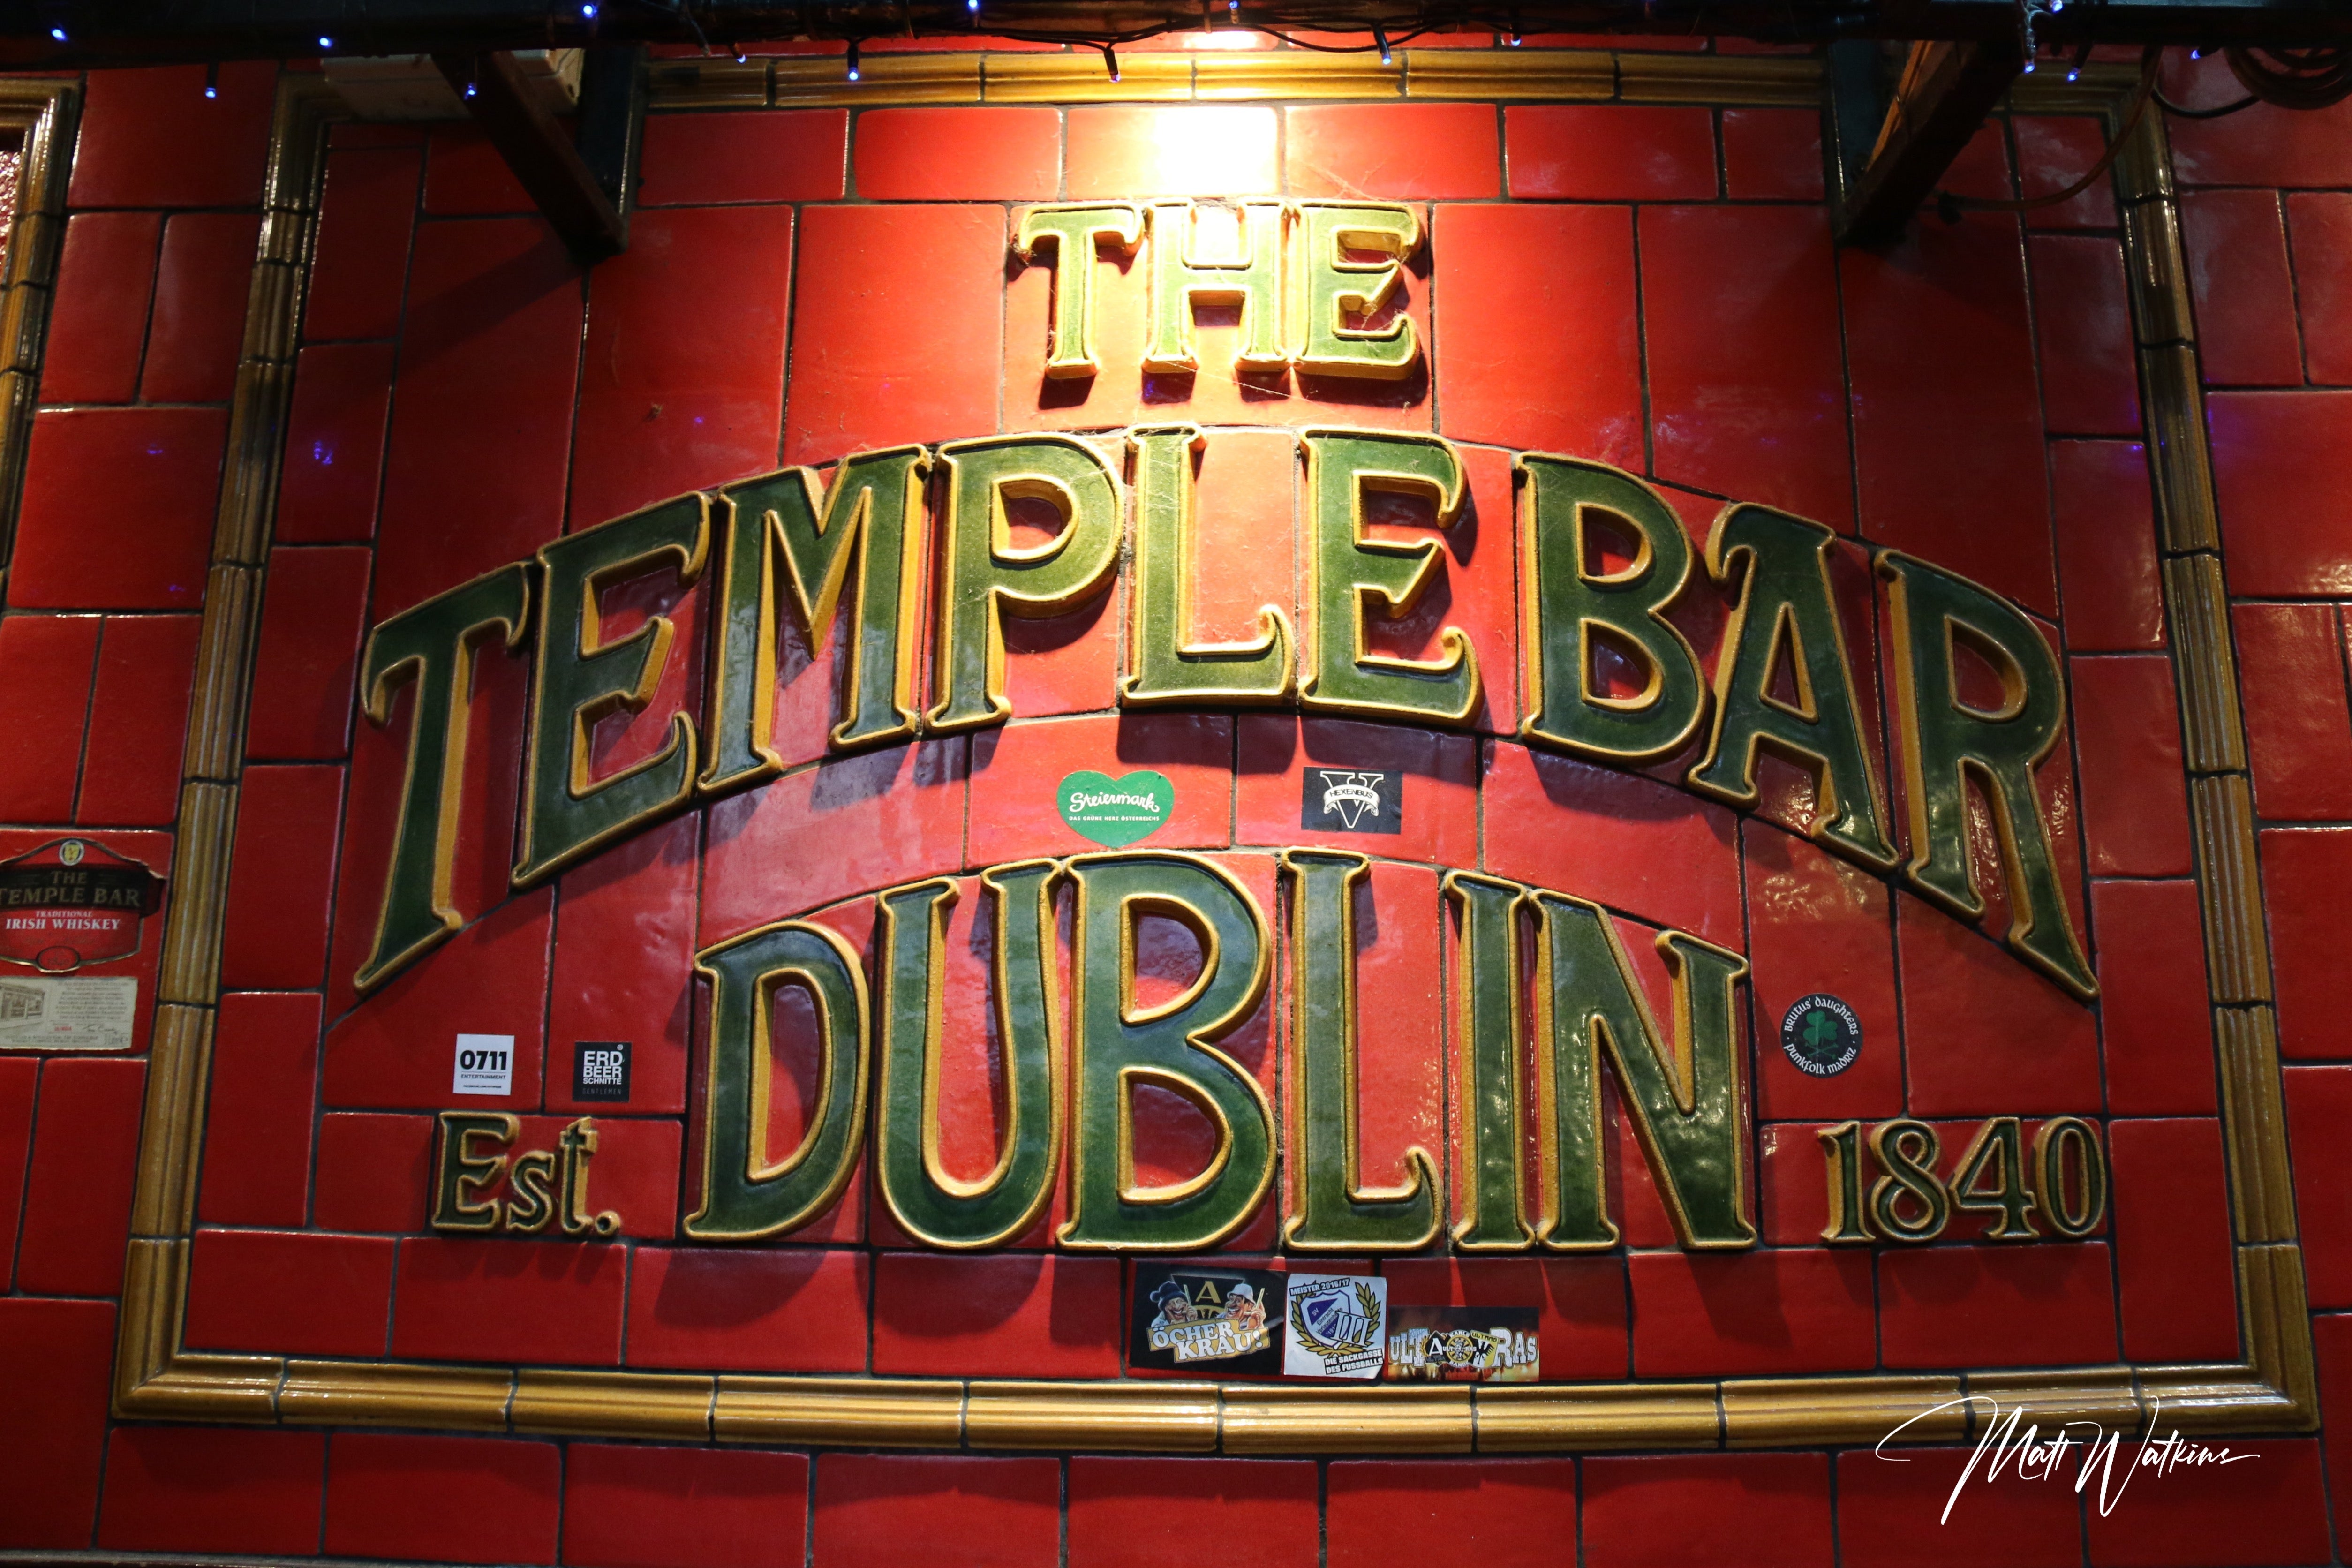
[856,108,1059,200]
[305,145,422,342]
[97,1427,324,1557]
[1897,894,2103,1114]
[12,408,223,611]
[1721,107,1823,201]
[1756,1121,1839,1245]
[2262,827,2352,1061]
[1879,1242,2118,1368]
[626,1246,868,1372]
[2291,194,2352,387]
[1835,1447,2084,1568]
[784,204,1003,464]
[2320,1316,2352,1532]
[2179,190,2302,386]
[2092,879,2217,1116]
[1067,1458,1318,1568]
[1642,204,1852,528]
[546,814,696,1116]
[41,211,159,404]
[197,990,322,1225]
[1482,743,1741,947]
[2286,1066,2352,1307]
[325,1433,561,1566]
[1434,203,1640,465]
[813,1455,1060,1568]
[2013,114,2122,231]
[391,1236,626,1365]
[313,1112,434,1232]
[565,1446,809,1568]
[0,1058,31,1288]
[320,886,553,1108]
[277,340,397,543]
[14,1056,145,1296]
[1627,1249,1873,1375]
[185,1228,394,1357]
[321,635,528,1020]
[68,63,277,208]
[2029,235,2140,436]
[1287,104,1500,198]
[873,1251,1122,1376]
[967,714,1228,864]
[2234,604,2352,818]
[75,613,201,826]
[2109,1117,2238,1362]
[1236,715,1477,865]
[423,126,534,214]
[2051,440,2164,651]
[1066,106,1278,197]
[570,204,794,527]
[1382,1256,1629,1379]
[1506,105,1714,200]
[1744,821,1904,1122]
[638,109,846,204]
[139,212,260,403]
[2083,1439,2328,1567]
[2067,654,2191,876]
[0,1297,113,1547]
[373,219,581,618]
[2211,392,2352,596]
[2167,49,2352,189]
[247,545,372,759]
[1845,215,2056,618]
[1327,1460,1576,1568]
[1583,1454,1832,1568]
[701,739,965,939]
[0,615,100,821]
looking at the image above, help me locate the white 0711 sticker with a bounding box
[452,1033,515,1096]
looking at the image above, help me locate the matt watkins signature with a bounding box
[1880,1396,2257,1522]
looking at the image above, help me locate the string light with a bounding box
[1102,42,1120,80]
[846,38,861,79]
[204,61,219,97]
[1373,22,1390,62]
[581,3,597,17]
[48,26,63,41]
[318,34,334,49]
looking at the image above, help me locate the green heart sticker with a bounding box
[1057,769,1176,848]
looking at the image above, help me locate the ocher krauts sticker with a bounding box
[1057,769,1174,847]
[1781,993,1862,1078]
[1130,1264,1286,1374]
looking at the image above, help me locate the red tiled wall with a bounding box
[0,42,2349,1568]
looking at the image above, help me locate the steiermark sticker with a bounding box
[1057,769,1175,848]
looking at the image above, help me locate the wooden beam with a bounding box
[1829,38,2022,248]
[434,49,626,264]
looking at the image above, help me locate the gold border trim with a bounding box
[0,78,75,586]
[109,57,2316,1451]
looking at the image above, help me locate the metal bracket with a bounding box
[1827,37,2021,247]
[433,45,643,264]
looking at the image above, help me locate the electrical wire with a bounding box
[1936,44,2158,216]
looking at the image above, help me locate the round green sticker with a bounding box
[1780,993,1861,1078]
